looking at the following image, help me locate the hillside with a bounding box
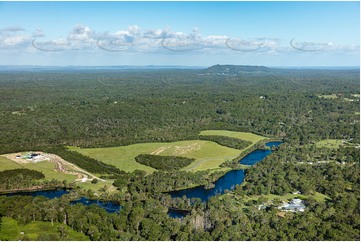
[203,64,272,76]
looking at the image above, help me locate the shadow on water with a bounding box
[4,189,121,213]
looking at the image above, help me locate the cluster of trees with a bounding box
[112,170,226,194]
[198,135,251,150]
[0,169,45,191]
[135,154,194,171]
[268,143,360,164]
[242,155,359,198]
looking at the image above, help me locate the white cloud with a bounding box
[0,24,358,58]
[67,25,96,42]
[0,26,31,49]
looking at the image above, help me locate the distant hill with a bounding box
[202,64,271,76]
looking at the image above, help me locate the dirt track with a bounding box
[2,152,104,183]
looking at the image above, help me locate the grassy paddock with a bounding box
[318,94,338,99]
[199,130,265,144]
[0,217,19,240]
[70,140,241,173]
[0,217,88,240]
[315,139,344,149]
[0,156,23,171]
[70,130,266,173]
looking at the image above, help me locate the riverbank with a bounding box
[0,186,69,195]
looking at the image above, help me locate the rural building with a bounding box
[278,198,306,212]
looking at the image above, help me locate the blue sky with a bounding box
[0,1,359,66]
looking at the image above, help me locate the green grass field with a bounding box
[0,155,78,182]
[70,130,266,173]
[0,156,23,171]
[199,130,265,144]
[315,139,344,149]
[70,140,241,173]
[0,217,19,240]
[0,217,88,240]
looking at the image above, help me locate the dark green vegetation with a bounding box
[198,135,251,150]
[113,169,225,193]
[0,169,45,191]
[0,66,359,153]
[135,154,194,171]
[0,65,359,240]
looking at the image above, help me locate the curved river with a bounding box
[4,190,121,213]
[2,141,281,215]
[168,141,282,202]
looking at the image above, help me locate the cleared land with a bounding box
[318,93,360,102]
[0,153,114,193]
[0,156,23,171]
[318,94,338,99]
[0,217,88,241]
[1,152,102,183]
[70,140,241,173]
[315,139,345,149]
[221,191,329,212]
[70,130,266,173]
[199,130,265,144]
[0,155,76,182]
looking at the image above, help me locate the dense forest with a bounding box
[0,67,359,153]
[0,66,359,240]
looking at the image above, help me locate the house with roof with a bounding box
[278,198,306,212]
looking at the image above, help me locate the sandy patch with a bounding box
[174,142,201,155]
[2,151,104,182]
[151,146,170,155]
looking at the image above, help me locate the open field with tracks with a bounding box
[70,130,266,173]
[0,153,113,192]
[315,139,358,149]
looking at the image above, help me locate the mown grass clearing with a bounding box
[70,140,241,173]
[199,130,265,144]
[0,156,23,171]
[0,217,89,241]
[318,94,338,99]
[0,217,19,240]
[70,131,266,173]
[315,139,345,149]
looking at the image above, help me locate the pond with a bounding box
[167,141,282,218]
[3,189,121,213]
[239,141,282,165]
